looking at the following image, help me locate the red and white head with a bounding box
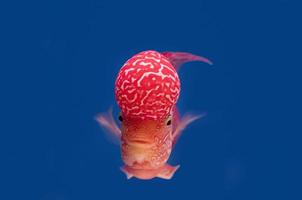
[115,50,180,120]
[114,50,180,171]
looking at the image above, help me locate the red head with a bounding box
[115,50,180,120]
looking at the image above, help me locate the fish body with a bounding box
[97,50,212,180]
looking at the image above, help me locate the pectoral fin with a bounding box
[95,107,121,144]
[172,113,206,147]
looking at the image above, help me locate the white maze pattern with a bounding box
[115,51,180,120]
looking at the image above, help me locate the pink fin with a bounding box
[172,107,180,133]
[120,166,134,179]
[161,51,213,71]
[156,164,180,180]
[120,164,180,180]
[172,113,206,147]
[95,107,121,142]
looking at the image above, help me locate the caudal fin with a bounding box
[161,51,213,71]
[120,164,180,180]
[120,166,134,179]
[156,164,180,180]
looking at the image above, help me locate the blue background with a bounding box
[1,0,301,199]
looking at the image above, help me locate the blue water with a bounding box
[1,0,300,199]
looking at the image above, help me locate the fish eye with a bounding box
[166,115,172,126]
[118,114,123,122]
[166,119,171,126]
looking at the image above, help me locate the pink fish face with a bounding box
[115,50,180,120]
[120,116,173,171]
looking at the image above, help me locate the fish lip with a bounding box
[130,139,150,144]
[124,139,154,147]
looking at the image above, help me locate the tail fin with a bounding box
[156,164,180,180]
[161,51,213,71]
[120,164,180,180]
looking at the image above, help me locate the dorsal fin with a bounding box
[161,51,213,71]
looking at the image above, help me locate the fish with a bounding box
[96,50,212,180]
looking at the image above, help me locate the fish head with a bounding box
[114,50,180,120]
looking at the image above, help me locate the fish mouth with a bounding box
[130,139,150,144]
[125,138,154,147]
